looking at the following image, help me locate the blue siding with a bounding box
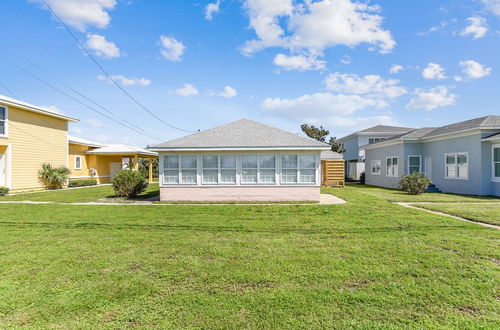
[365,143,404,189]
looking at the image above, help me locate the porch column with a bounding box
[129,157,133,170]
[134,154,139,171]
[148,157,153,183]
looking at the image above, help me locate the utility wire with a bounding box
[40,0,197,133]
[0,56,161,142]
[0,81,18,99]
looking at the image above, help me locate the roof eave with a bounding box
[1,99,79,122]
[148,146,330,152]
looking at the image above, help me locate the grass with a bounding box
[352,183,500,203]
[416,203,500,226]
[0,185,498,328]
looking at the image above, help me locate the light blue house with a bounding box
[361,116,500,196]
[338,125,414,179]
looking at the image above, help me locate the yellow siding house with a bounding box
[0,95,78,191]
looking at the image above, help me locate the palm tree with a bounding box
[38,163,70,190]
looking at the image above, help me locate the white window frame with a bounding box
[74,155,82,170]
[368,137,387,144]
[408,155,421,174]
[0,105,8,138]
[163,154,199,185]
[385,156,399,177]
[492,144,500,182]
[371,160,381,175]
[219,154,237,185]
[280,154,317,185]
[444,152,469,180]
[241,154,277,185]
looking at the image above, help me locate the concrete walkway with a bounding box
[0,194,346,206]
[395,202,500,230]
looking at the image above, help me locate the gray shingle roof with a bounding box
[150,119,330,150]
[320,150,344,160]
[358,125,414,133]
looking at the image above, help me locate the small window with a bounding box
[408,156,421,174]
[0,106,6,136]
[493,145,500,181]
[445,152,468,179]
[74,156,82,170]
[371,160,381,175]
[368,137,387,144]
[386,157,398,177]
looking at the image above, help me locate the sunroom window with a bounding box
[163,155,198,184]
[241,154,276,184]
[220,155,236,184]
[0,106,6,136]
[202,155,219,184]
[281,154,316,184]
[281,154,298,183]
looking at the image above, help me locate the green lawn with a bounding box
[0,186,498,328]
[353,183,500,202]
[417,203,500,226]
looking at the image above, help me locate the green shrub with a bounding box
[0,186,9,196]
[399,172,431,195]
[68,179,97,188]
[112,170,148,198]
[38,163,70,190]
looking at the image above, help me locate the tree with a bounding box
[301,124,345,153]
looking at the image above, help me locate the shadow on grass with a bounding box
[104,187,160,201]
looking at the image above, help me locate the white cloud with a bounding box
[461,17,488,39]
[406,86,457,111]
[340,55,351,65]
[417,20,448,36]
[159,35,185,62]
[389,64,404,74]
[261,92,387,122]
[454,75,463,82]
[42,105,64,114]
[481,0,500,17]
[273,53,326,71]
[205,0,221,21]
[35,0,116,31]
[241,0,395,69]
[422,63,446,80]
[324,73,407,99]
[217,86,237,98]
[325,115,398,130]
[86,34,120,59]
[459,60,492,79]
[97,74,151,86]
[69,126,83,135]
[85,118,105,127]
[175,84,199,96]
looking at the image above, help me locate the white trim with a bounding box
[492,144,500,182]
[0,98,78,122]
[407,155,422,174]
[6,144,12,188]
[74,155,82,170]
[444,152,469,180]
[149,146,329,152]
[370,160,381,175]
[0,105,9,138]
[385,156,399,177]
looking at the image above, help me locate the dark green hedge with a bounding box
[0,186,9,196]
[68,179,98,188]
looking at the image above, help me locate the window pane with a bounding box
[494,148,500,162]
[409,166,419,174]
[282,154,298,168]
[221,169,236,183]
[241,169,257,183]
[300,154,316,168]
[259,154,275,168]
[220,155,236,169]
[202,169,218,183]
[458,166,468,178]
[203,155,218,169]
[392,157,398,166]
[242,155,257,168]
[164,155,179,169]
[409,156,420,166]
[282,169,297,183]
[387,158,391,167]
[164,170,179,184]
[260,169,275,183]
[181,170,197,184]
[495,163,500,177]
[0,122,4,135]
[181,155,197,169]
[76,157,81,168]
[457,154,467,165]
[446,166,456,178]
[299,169,316,183]
[446,155,456,165]
[0,107,5,120]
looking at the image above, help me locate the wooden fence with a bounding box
[321,160,345,187]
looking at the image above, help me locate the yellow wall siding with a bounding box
[69,143,91,177]
[6,105,68,191]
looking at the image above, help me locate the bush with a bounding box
[399,172,431,195]
[112,170,148,198]
[68,179,97,188]
[0,186,9,196]
[38,163,70,190]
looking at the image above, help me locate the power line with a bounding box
[0,56,161,142]
[40,0,197,134]
[0,81,18,99]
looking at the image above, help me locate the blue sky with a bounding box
[1,0,499,146]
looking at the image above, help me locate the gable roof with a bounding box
[68,136,105,148]
[338,124,414,142]
[0,95,78,122]
[362,115,500,150]
[320,150,343,160]
[86,144,158,156]
[149,119,330,151]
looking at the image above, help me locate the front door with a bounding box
[0,153,6,186]
[110,162,122,181]
[425,156,432,181]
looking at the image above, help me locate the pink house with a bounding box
[148,119,330,202]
